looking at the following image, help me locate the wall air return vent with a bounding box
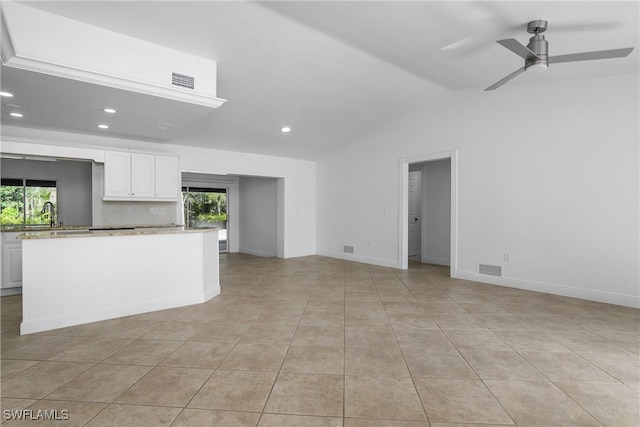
[343,245,354,254]
[172,72,195,90]
[478,263,502,277]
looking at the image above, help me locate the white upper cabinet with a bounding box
[155,156,179,200]
[104,151,132,198]
[130,153,155,198]
[104,151,178,201]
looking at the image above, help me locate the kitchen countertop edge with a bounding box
[17,227,220,240]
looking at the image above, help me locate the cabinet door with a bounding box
[130,153,155,198]
[155,156,179,199]
[104,151,132,198]
[2,244,22,289]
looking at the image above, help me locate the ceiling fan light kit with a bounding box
[485,19,634,91]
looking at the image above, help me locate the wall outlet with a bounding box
[127,207,133,215]
[503,253,511,262]
[368,240,372,247]
[149,207,165,215]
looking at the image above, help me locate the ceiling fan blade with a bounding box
[497,39,539,60]
[552,21,622,33]
[485,67,526,91]
[549,47,634,64]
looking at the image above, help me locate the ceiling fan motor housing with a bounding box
[525,34,549,71]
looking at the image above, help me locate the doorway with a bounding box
[398,150,457,274]
[407,170,422,261]
[182,186,228,252]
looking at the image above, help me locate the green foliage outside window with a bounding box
[1,180,57,226]
[183,189,227,228]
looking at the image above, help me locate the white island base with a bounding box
[20,229,219,335]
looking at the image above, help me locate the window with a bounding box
[1,178,57,226]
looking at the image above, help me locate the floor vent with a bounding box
[478,263,502,277]
[172,72,195,89]
[343,245,354,254]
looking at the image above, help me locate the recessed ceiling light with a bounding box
[281,126,291,133]
[9,112,23,118]
[98,124,109,129]
[0,91,14,97]
[103,108,117,114]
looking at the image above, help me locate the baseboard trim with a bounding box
[203,286,221,302]
[422,256,450,266]
[20,293,208,335]
[454,270,640,309]
[240,248,277,258]
[1,287,22,297]
[316,250,398,268]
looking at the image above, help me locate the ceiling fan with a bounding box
[485,20,634,91]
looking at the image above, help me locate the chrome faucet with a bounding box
[41,201,56,227]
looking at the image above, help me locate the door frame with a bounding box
[398,150,458,274]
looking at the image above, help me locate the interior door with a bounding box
[408,171,422,258]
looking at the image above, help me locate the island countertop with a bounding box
[2,223,182,232]
[17,226,219,239]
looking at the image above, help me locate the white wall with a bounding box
[1,158,92,226]
[316,97,449,267]
[1,126,316,259]
[422,159,451,266]
[174,144,316,259]
[239,176,278,257]
[317,74,639,307]
[448,75,639,307]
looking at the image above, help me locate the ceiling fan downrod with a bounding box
[525,20,549,72]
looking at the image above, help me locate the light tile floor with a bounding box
[1,254,639,426]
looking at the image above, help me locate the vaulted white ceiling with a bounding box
[1,1,638,160]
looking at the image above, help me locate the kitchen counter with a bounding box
[18,226,216,239]
[1,225,90,232]
[19,227,220,334]
[2,223,183,233]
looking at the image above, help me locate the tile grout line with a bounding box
[391,267,435,425]
[256,258,315,425]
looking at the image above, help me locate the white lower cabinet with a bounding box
[2,233,22,290]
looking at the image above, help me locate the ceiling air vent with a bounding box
[478,263,502,277]
[172,72,195,90]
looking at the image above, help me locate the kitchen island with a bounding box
[18,227,219,334]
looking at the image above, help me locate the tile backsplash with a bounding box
[99,201,180,226]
